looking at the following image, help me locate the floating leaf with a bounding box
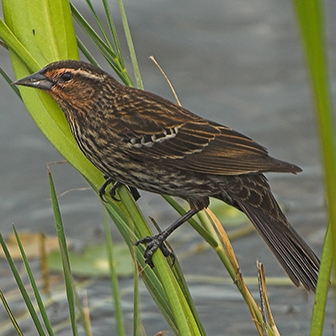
[47,242,133,277]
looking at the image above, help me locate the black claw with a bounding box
[99,177,114,202]
[99,178,141,202]
[109,181,122,201]
[129,186,141,201]
[135,234,175,268]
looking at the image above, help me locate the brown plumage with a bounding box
[14,60,320,292]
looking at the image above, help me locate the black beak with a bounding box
[13,70,54,91]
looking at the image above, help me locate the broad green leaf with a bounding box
[1,0,103,188]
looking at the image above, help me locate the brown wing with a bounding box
[114,88,301,175]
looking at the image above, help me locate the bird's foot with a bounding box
[135,234,175,268]
[99,178,141,202]
[99,177,115,201]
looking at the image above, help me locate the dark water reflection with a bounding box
[1,0,335,334]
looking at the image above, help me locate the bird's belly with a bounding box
[90,153,220,198]
[76,136,224,197]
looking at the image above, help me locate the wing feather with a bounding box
[114,88,301,175]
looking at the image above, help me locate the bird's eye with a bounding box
[60,72,73,81]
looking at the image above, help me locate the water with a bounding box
[0,0,334,334]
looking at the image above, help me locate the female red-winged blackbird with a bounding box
[15,60,320,292]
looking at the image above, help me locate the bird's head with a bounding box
[14,60,120,113]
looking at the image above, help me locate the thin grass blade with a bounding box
[310,224,333,335]
[102,0,125,65]
[117,186,204,335]
[84,0,115,50]
[48,168,78,336]
[293,0,334,333]
[0,66,21,96]
[132,263,142,336]
[70,3,132,86]
[103,210,126,336]
[0,233,46,335]
[12,226,55,336]
[0,290,24,335]
[116,0,143,89]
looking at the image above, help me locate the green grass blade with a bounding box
[12,226,55,336]
[103,210,126,336]
[84,0,115,50]
[0,233,46,335]
[102,0,125,65]
[48,168,78,336]
[116,0,143,89]
[294,0,336,335]
[84,181,180,333]
[132,263,142,336]
[76,37,99,67]
[88,177,202,334]
[292,0,335,333]
[70,3,132,86]
[0,66,21,96]
[310,224,333,335]
[0,290,23,335]
[117,186,203,335]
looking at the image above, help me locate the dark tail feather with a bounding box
[233,198,320,292]
[218,174,320,292]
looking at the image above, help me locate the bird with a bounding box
[14,60,320,292]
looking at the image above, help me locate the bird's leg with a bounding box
[99,177,141,202]
[135,207,199,268]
